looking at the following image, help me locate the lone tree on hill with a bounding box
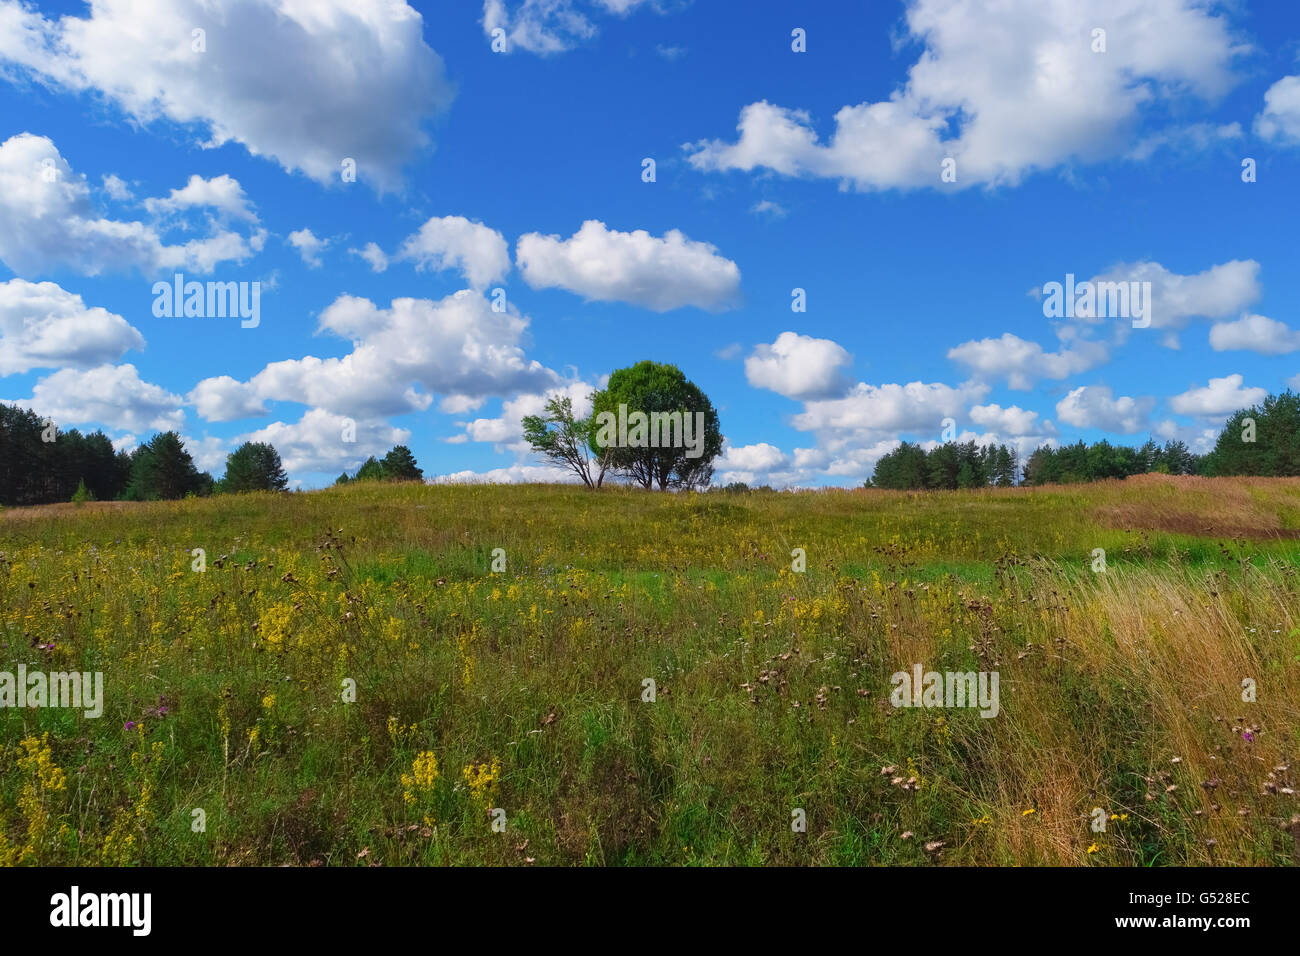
[590,360,723,490]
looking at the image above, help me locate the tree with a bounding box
[124,432,212,500]
[589,361,723,490]
[221,441,288,493]
[992,445,1017,486]
[380,445,424,481]
[522,395,607,488]
[353,457,385,482]
[0,404,131,506]
[71,479,93,504]
[1203,391,1300,477]
[868,442,929,489]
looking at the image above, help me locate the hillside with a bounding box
[1,476,1298,865]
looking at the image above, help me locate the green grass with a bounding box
[1,476,1299,866]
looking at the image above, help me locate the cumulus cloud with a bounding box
[350,242,389,273]
[1208,313,1300,354]
[397,216,510,289]
[1254,75,1300,144]
[1055,385,1153,433]
[24,364,185,433]
[1088,259,1260,337]
[100,173,132,201]
[947,333,1108,389]
[189,289,560,422]
[517,220,740,312]
[792,380,989,437]
[686,0,1242,191]
[458,381,594,450]
[143,174,258,223]
[712,442,800,486]
[0,278,145,375]
[968,403,1047,437]
[238,408,409,474]
[432,463,579,484]
[287,229,328,268]
[745,332,852,400]
[0,0,452,190]
[0,133,264,276]
[1168,374,1266,418]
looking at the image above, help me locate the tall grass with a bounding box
[0,476,1297,865]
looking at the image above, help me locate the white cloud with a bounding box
[686,0,1243,191]
[143,174,258,223]
[101,173,132,201]
[1055,385,1153,433]
[189,290,560,422]
[1127,122,1240,161]
[947,333,1108,389]
[180,434,229,474]
[1168,374,1265,418]
[750,199,787,218]
[0,278,145,375]
[287,228,328,269]
[1090,259,1260,336]
[1254,75,1300,144]
[0,133,263,276]
[25,364,185,433]
[968,403,1046,437]
[433,463,579,484]
[1208,313,1300,354]
[397,216,510,289]
[516,220,741,311]
[0,0,452,190]
[238,408,409,475]
[713,442,794,484]
[350,242,389,273]
[745,331,852,400]
[482,0,664,55]
[1153,419,1219,454]
[792,380,989,437]
[459,381,594,450]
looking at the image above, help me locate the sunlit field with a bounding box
[2,475,1298,866]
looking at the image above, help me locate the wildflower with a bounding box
[1087,843,1099,854]
[1022,808,1036,816]
[462,757,502,808]
[401,751,440,806]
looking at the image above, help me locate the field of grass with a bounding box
[1,474,1299,866]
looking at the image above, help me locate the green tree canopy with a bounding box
[124,432,213,501]
[380,445,424,481]
[521,395,607,488]
[221,441,289,493]
[589,361,722,490]
[1202,391,1300,477]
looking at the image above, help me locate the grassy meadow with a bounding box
[1,474,1299,866]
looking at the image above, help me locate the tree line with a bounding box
[0,403,423,506]
[868,391,1300,489]
[4,385,1299,505]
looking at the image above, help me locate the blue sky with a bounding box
[2,0,1299,488]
